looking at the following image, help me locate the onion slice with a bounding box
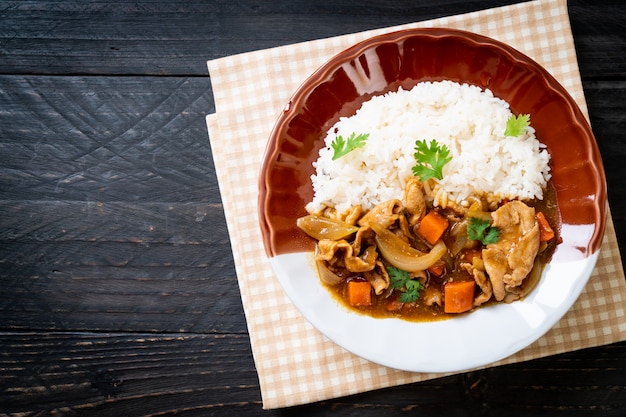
[371,223,447,272]
[315,260,343,286]
[297,215,359,241]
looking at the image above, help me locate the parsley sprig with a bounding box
[412,139,452,181]
[388,266,423,303]
[467,217,500,245]
[331,132,369,160]
[504,114,531,137]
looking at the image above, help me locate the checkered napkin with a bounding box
[206,0,626,409]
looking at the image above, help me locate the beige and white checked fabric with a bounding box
[206,0,626,409]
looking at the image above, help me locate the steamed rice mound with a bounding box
[305,80,551,215]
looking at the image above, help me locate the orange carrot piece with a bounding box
[463,248,483,264]
[417,210,449,245]
[347,280,372,307]
[427,261,446,277]
[385,294,404,312]
[536,211,555,242]
[444,280,476,314]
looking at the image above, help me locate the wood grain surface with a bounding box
[1,1,625,416]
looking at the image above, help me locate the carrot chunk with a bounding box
[427,261,446,277]
[347,280,372,307]
[536,211,555,242]
[385,294,404,312]
[463,248,482,264]
[417,210,449,245]
[444,280,476,314]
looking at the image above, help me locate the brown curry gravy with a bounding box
[319,183,560,322]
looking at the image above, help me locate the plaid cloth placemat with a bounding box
[206,0,626,409]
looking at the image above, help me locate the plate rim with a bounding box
[258,27,608,372]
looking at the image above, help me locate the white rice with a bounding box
[305,80,551,215]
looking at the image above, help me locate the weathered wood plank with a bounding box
[0,234,243,333]
[584,79,626,256]
[0,201,229,243]
[0,240,231,268]
[568,2,626,79]
[0,199,241,334]
[1,334,624,417]
[0,332,264,417]
[0,76,217,203]
[0,1,623,77]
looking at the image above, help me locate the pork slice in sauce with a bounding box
[462,259,492,306]
[482,201,540,302]
[403,177,427,226]
[363,260,391,295]
[358,199,403,229]
[316,240,378,273]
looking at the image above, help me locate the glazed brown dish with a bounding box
[259,28,606,267]
[257,27,608,373]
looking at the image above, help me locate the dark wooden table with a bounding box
[1,1,625,416]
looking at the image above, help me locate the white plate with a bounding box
[269,248,599,373]
[259,29,607,373]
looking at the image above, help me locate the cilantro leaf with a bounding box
[467,217,500,245]
[504,114,530,137]
[387,266,423,303]
[331,132,369,160]
[412,139,452,181]
[389,266,410,289]
[400,279,423,303]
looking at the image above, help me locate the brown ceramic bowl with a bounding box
[258,28,607,372]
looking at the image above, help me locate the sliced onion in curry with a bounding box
[370,222,447,272]
[447,220,469,256]
[517,262,544,299]
[297,215,359,240]
[315,260,343,286]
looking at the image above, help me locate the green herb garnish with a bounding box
[467,217,500,245]
[388,266,423,303]
[412,139,452,181]
[504,114,531,137]
[331,132,369,160]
